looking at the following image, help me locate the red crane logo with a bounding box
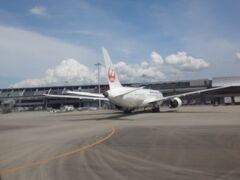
[108,68,115,82]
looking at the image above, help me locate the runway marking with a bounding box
[0,127,116,175]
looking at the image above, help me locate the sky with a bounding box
[0,0,239,88]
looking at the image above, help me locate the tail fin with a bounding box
[102,47,122,90]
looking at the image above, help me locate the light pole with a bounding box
[142,74,147,84]
[95,62,101,108]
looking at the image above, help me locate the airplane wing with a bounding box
[161,86,230,101]
[147,86,230,104]
[43,93,109,101]
[66,90,105,98]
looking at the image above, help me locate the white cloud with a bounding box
[8,32,212,88]
[236,52,240,61]
[13,79,46,88]
[114,61,166,83]
[12,50,210,87]
[13,59,97,87]
[29,6,48,16]
[165,51,209,71]
[150,51,164,64]
[13,57,167,87]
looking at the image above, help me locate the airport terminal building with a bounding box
[0,76,240,111]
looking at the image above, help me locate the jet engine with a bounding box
[103,91,109,98]
[169,97,182,108]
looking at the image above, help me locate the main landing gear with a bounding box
[152,105,160,112]
[123,109,133,113]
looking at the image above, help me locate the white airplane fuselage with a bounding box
[106,87,163,109]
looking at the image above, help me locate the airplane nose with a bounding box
[103,91,109,98]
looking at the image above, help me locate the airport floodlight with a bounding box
[95,62,102,108]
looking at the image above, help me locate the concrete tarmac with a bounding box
[0,105,240,180]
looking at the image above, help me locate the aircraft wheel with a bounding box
[152,106,160,113]
[123,109,133,113]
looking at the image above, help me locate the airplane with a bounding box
[45,48,229,113]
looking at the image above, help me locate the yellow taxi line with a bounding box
[0,127,116,175]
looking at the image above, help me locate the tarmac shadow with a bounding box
[65,110,147,121]
[167,111,225,114]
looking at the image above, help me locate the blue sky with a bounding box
[0,0,239,88]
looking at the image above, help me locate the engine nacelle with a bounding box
[103,91,109,98]
[169,97,182,108]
